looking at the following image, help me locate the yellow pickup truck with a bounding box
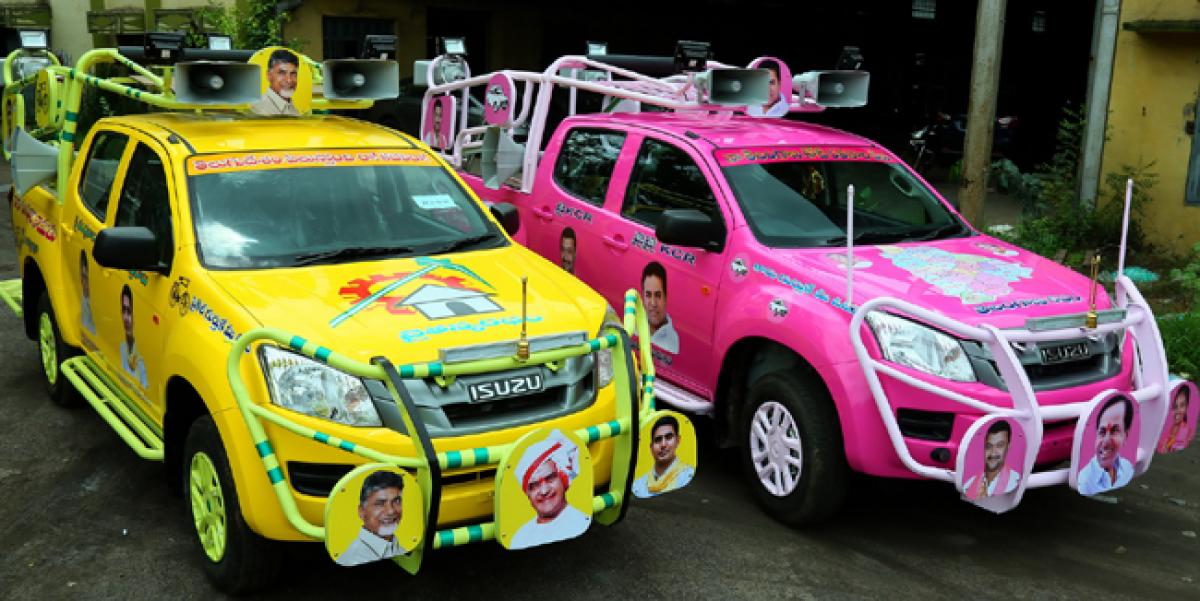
[1,36,693,593]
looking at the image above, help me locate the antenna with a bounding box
[846,184,855,307]
[517,276,530,361]
[1116,178,1132,302]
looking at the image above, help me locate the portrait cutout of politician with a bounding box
[1078,394,1137,496]
[80,251,95,335]
[509,430,590,549]
[250,49,300,116]
[632,414,695,498]
[119,284,148,389]
[559,227,576,274]
[336,470,410,566]
[963,419,1021,500]
[642,261,678,354]
[1159,383,1194,453]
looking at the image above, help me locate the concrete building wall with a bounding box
[283,0,541,75]
[50,0,90,62]
[1103,0,1200,256]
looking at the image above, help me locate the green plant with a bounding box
[201,0,302,51]
[1158,312,1200,379]
[1005,104,1157,261]
[1169,242,1200,309]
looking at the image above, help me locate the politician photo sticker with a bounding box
[325,465,424,567]
[956,416,1027,503]
[248,46,313,116]
[632,410,697,498]
[495,428,593,550]
[1158,379,1198,454]
[1071,391,1141,496]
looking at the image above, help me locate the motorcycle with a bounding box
[907,112,1018,176]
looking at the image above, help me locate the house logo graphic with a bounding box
[398,283,502,320]
[335,258,500,326]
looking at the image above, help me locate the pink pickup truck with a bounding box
[418,50,1196,523]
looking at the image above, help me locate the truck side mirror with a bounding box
[93,227,165,273]
[655,209,724,252]
[490,202,520,236]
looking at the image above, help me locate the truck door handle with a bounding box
[602,234,629,251]
[533,206,554,220]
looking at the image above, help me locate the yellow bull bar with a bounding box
[226,289,663,573]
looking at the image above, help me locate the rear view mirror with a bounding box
[490,202,520,236]
[93,227,165,273]
[655,209,723,252]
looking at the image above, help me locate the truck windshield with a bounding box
[720,156,968,248]
[187,151,503,269]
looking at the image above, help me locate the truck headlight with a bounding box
[259,345,383,427]
[866,312,976,382]
[595,305,623,388]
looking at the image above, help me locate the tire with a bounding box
[740,371,849,526]
[184,416,282,594]
[36,293,81,407]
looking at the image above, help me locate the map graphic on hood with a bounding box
[878,245,1034,305]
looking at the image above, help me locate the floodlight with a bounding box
[361,34,396,59]
[587,41,607,56]
[439,37,467,56]
[18,30,48,50]
[674,40,711,73]
[836,46,864,71]
[144,32,186,64]
[207,35,232,51]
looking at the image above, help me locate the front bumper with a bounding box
[850,276,1186,513]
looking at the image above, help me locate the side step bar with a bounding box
[61,356,164,461]
[0,278,22,318]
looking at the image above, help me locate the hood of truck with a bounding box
[208,246,607,364]
[774,236,1104,329]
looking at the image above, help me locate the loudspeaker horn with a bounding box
[481,126,525,190]
[322,59,399,100]
[792,70,869,108]
[174,61,263,105]
[11,128,58,195]
[693,69,770,106]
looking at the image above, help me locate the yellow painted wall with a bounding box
[1102,0,1200,255]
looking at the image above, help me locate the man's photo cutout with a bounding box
[325,465,423,566]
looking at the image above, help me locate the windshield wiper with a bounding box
[421,232,503,256]
[292,245,416,266]
[909,222,968,241]
[823,230,913,246]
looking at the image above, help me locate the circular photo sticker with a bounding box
[767,297,789,322]
[975,242,1018,257]
[1073,391,1141,496]
[496,428,593,550]
[484,72,515,126]
[248,46,313,116]
[1159,380,1198,454]
[958,416,1027,502]
[422,94,456,150]
[632,410,697,498]
[825,252,873,270]
[325,464,424,567]
[729,256,750,281]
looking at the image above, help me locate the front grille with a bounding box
[287,462,497,497]
[963,332,1123,392]
[443,387,562,426]
[366,354,598,438]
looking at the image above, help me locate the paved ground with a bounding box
[0,175,1196,600]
